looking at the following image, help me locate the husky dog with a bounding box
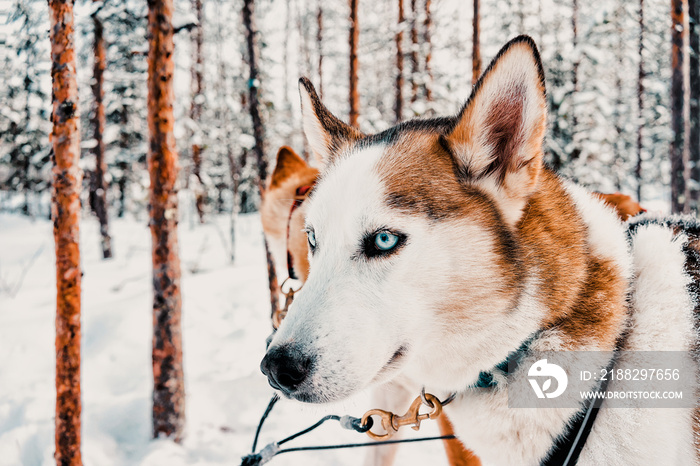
[261,147,480,465]
[262,36,699,465]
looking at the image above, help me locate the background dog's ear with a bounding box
[299,77,363,166]
[445,35,547,224]
[269,146,307,188]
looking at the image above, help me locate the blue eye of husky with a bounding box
[361,229,407,258]
[307,230,317,250]
[375,231,399,251]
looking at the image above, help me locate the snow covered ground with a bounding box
[0,210,445,465]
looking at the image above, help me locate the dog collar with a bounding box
[469,333,538,389]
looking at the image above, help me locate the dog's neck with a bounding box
[406,170,631,397]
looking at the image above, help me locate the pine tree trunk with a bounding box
[409,0,419,104]
[472,0,481,85]
[243,0,267,184]
[689,0,699,206]
[518,0,525,32]
[91,2,112,259]
[243,0,280,319]
[637,0,645,202]
[227,148,239,263]
[297,0,313,77]
[317,1,324,99]
[423,0,433,102]
[571,0,579,137]
[147,0,186,441]
[190,0,205,223]
[395,0,405,123]
[349,0,360,128]
[671,0,690,213]
[613,3,624,183]
[49,0,83,464]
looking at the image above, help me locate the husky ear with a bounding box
[299,77,363,166]
[445,36,547,224]
[269,146,307,188]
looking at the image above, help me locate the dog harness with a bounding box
[471,333,616,466]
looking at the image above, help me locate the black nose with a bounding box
[260,344,312,394]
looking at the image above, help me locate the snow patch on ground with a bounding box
[0,212,444,465]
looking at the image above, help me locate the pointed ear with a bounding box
[269,146,307,188]
[445,36,547,224]
[299,77,363,166]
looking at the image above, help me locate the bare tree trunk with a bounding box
[147,0,186,441]
[190,0,205,223]
[49,0,83,464]
[296,0,313,78]
[90,1,112,259]
[243,0,267,184]
[395,0,405,123]
[637,0,645,202]
[283,0,291,112]
[613,3,624,183]
[518,0,525,32]
[690,0,699,206]
[349,0,360,128]
[409,0,418,103]
[227,148,239,264]
[317,0,324,99]
[572,0,579,137]
[671,0,691,213]
[409,0,419,104]
[243,0,280,319]
[472,0,481,85]
[423,0,433,102]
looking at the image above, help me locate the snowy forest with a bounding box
[0,0,699,464]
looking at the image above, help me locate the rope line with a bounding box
[277,434,458,454]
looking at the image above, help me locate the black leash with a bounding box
[241,394,457,466]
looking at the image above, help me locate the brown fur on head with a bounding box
[593,192,646,221]
[260,146,319,283]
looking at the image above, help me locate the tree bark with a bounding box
[671,0,691,213]
[243,0,280,319]
[423,0,433,102]
[572,0,579,136]
[243,0,267,184]
[395,0,405,123]
[190,0,205,223]
[349,0,360,128]
[317,0,324,99]
[472,0,481,85]
[409,0,419,104]
[49,0,83,464]
[90,2,112,259]
[147,0,186,441]
[689,0,699,206]
[637,0,645,202]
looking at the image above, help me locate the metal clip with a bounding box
[360,393,443,440]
